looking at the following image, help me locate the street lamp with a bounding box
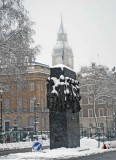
[33,96,40,135]
[97,127,100,148]
[40,108,49,135]
[0,88,3,132]
[33,96,37,135]
[14,119,18,131]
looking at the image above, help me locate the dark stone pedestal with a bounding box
[50,111,80,149]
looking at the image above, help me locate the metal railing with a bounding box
[0,130,50,143]
[80,127,116,142]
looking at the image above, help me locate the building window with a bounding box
[108,98,112,104]
[88,109,93,117]
[40,98,44,112]
[29,82,34,91]
[89,123,93,128]
[99,108,104,117]
[99,123,104,128]
[88,95,94,104]
[17,82,22,91]
[42,117,45,128]
[29,116,34,127]
[81,85,88,93]
[107,108,112,117]
[17,98,23,112]
[80,123,83,128]
[40,82,44,91]
[30,97,34,112]
[16,117,22,128]
[79,110,83,117]
[4,98,10,113]
[4,85,10,92]
[4,120,10,131]
[81,95,88,104]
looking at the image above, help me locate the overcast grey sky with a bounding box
[24,0,116,72]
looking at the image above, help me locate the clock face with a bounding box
[56,56,62,64]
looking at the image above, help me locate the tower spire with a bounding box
[58,15,65,34]
[57,16,67,42]
[61,14,63,25]
[52,16,74,69]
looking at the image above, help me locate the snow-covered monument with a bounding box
[47,17,81,149]
[47,64,81,149]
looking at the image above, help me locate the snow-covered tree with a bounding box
[77,63,116,128]
[0,0,39,91]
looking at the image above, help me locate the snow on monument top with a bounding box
[51,64,74,72]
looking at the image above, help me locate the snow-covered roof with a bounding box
[27,61,50,75]
[51,64,74,71]
[31,61,50,68]
[27,70,50,75]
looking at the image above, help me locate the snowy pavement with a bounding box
[1,137,116,159]
[0,139,49,151]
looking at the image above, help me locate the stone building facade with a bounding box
[77,63,116,135]
[1,62,50,133]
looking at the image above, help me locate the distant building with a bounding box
[52,17,74,69]
[1,62,50,133]
[77,63,115,136]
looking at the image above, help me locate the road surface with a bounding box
[53,151,116,160]
[0,148,116,160]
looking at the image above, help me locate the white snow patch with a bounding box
[1,137,116,159]
[60,74,64,80]
[0,139,49,151]
[51,77,60,86]
[51,64,74,71]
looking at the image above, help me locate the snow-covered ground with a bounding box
[1,137,116,160]
[0,139,49,151]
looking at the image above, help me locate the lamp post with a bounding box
[33,96,37,135]
[89,127,92,138]
[102,126,104,144]
[0,88,3,132]
[97,127,100,148]
[33,96,40,135]
[14,119,18,131]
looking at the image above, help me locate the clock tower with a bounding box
[52,17,74,69]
